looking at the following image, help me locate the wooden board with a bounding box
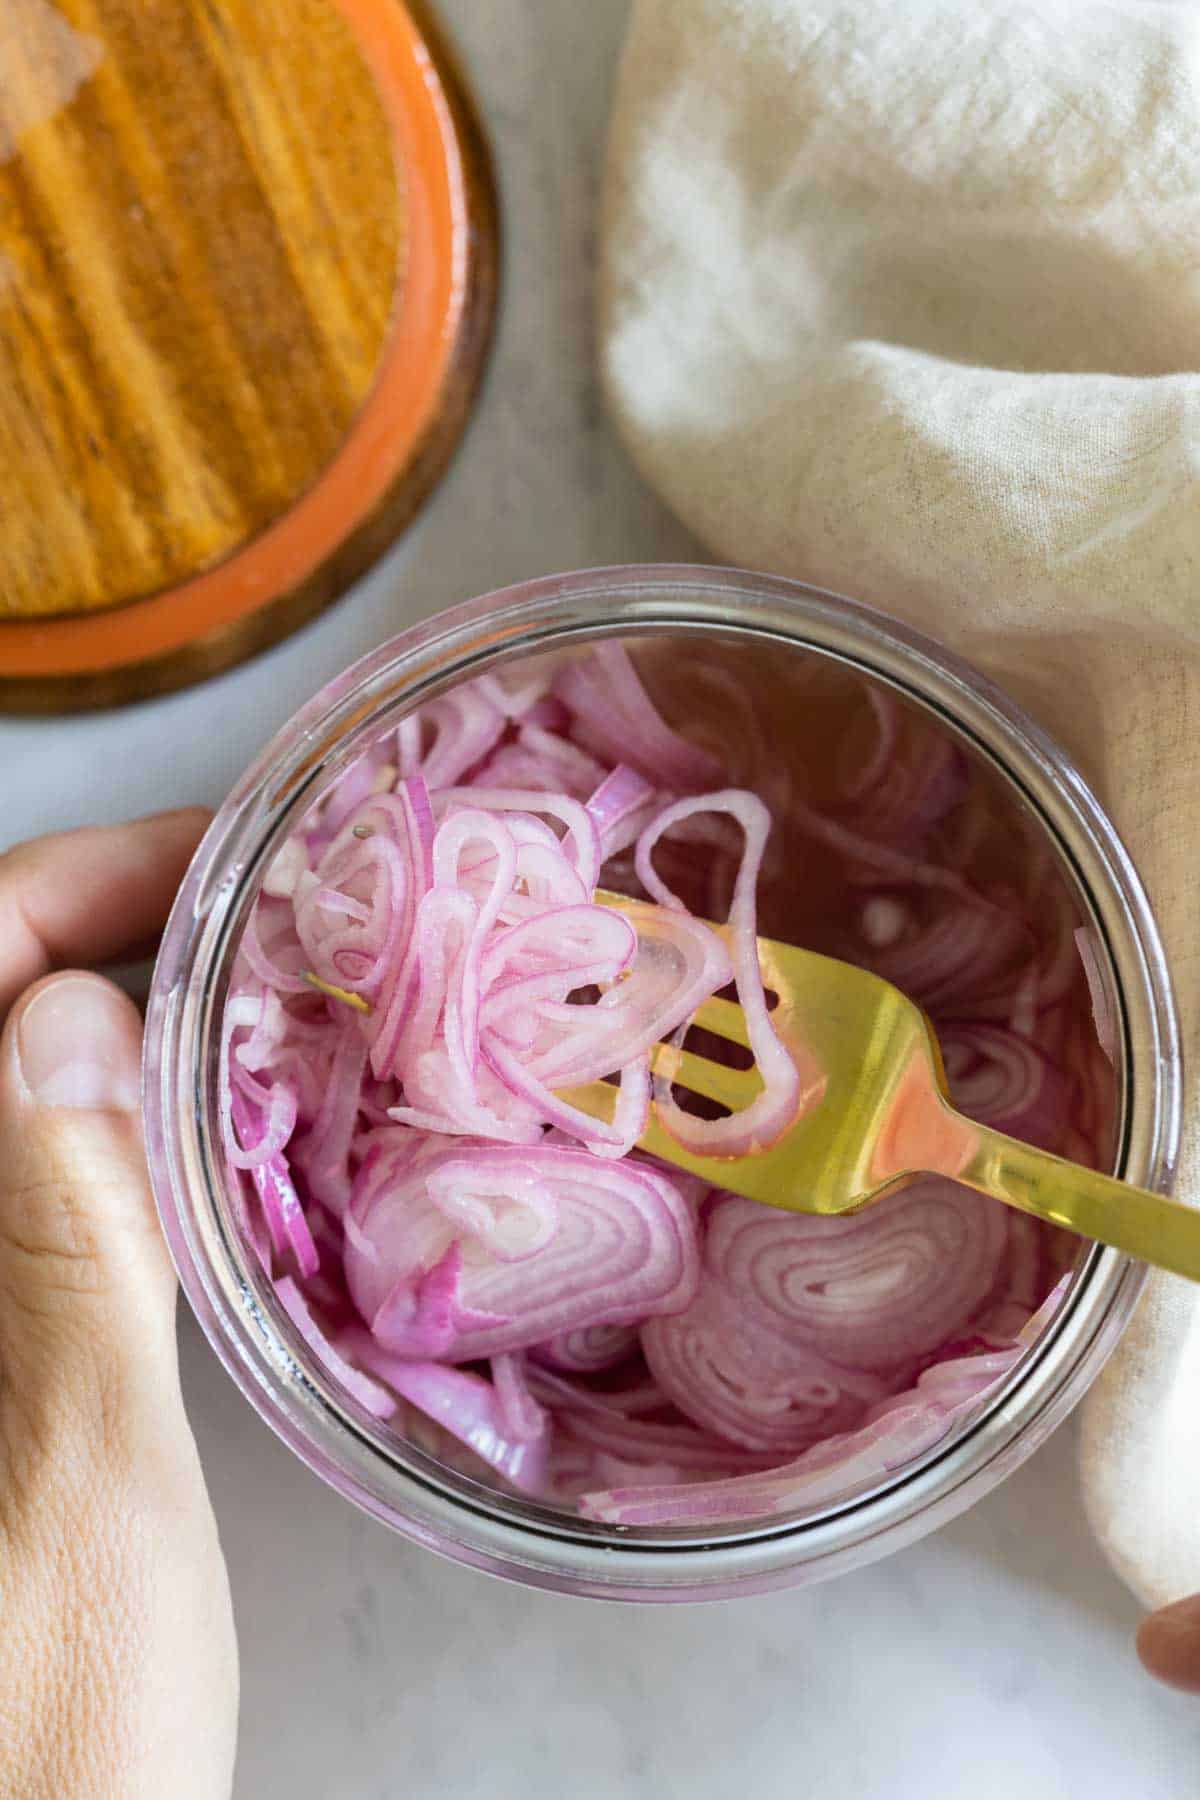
[0,0,497,708]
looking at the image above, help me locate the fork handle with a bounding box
[955,1124,1196,1280]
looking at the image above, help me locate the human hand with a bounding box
[0,812,237,1798]
[1139,1596,1200,1695]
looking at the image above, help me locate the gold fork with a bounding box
[560,891,1198,1281]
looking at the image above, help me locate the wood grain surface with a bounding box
[0,0,402,620]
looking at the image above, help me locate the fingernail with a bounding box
[15,976,142,1112]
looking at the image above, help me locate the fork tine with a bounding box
[556,1079,619,1122]
[688,994,752,1049]
[649,1042,764,1109]
[556,1045,764,1126]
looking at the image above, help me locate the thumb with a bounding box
[0,972,179,1452]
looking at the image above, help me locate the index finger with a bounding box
[0,809,211,1018]
[1138,1596,1200,1694]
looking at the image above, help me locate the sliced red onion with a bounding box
[788,795,977,897]
[542,1440,648,1506]
[260,840,310,904]
[524,1361,667,1417]
[438,787,602,895]
[586,765,659,859]
[998,1209,1046,1311]
[557,1400,780,1477]
[382,876,547,1145]
[295,827,405,996]
[430,812,519,1102]
[481,1038,649,1158]
[519,695,570,732]
[843,711,968,849]
[642,1275,888,1451]
[579,1283,1072,1527]
[556,644,723,793]
[837,686,900,803]
[373,890,470,1111]
[320,748,395,835]
[1074,926,1117,1066]
[490,1353,548,1442]
[702,1183,1008,1371]
[531,1324,640,1373]
[412,686,507,788]
[474,724,609,801]
[244,1148,318,1278]
[1061,1045,1114,1174]
[345,1139,700,1360]
[885,1345,1019,1413]
[227,1064,298,1172]
[296,786,433,1017]
[225,647,1095,1524]
[1026,880,1091,1014]
[368,1245,477,1358]
[275,1278,396,1419]
[649,662,794,871]
[236,906,312,997]
[230,1064,314,1269]
[859,896,1031,1013]
[577,1400,951,1526]
[337,1329,549,1492]
[506,907,730,1088]
[526,1362,777,1489]
[291,1026,368,1216]
[636,790,810,1156]
[481,903,637,1003]
[939,1023,1070,1154]
[474,665,556,720]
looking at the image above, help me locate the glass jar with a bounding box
[144,565,1180,1601]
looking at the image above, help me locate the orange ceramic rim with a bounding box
[1,0,466,680]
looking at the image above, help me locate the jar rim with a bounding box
[144,564,1182,1600]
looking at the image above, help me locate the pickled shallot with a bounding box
[222,644,1104,1523]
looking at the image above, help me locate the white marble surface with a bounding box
[2,2,1199,1793]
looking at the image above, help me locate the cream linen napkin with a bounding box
[601,0,1200,1606]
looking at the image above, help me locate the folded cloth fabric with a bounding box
[601,0,1200,1606]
